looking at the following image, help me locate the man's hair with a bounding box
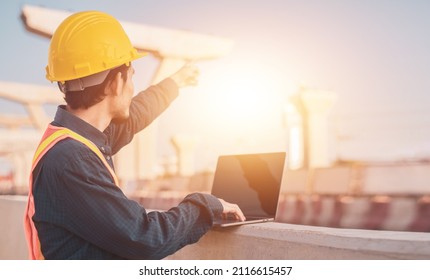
[64,64,130,110]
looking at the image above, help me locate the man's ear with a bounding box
[105,72,123,96]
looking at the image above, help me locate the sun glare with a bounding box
[218,76,266,119]
[197,61,292,156]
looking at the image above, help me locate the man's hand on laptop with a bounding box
[218,199,246,221]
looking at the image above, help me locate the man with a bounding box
[24,10,245,260]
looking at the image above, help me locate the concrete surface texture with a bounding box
[2,195,430,260]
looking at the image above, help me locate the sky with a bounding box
[1,0,430,171]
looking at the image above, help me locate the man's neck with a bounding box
[66,104,112,132]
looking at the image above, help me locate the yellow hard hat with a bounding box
[46,11,146,83]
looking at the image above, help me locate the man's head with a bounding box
[62,63,132,111]
[46,11,145,114]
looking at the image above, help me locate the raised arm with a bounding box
[106,64,200,154]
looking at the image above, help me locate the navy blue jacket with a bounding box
[32,78,223,259]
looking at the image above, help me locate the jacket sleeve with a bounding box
[57,150,222,259]
[106,78,179,155]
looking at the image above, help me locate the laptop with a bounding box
[211,152,286,227]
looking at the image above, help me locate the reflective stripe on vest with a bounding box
[24,124,119,260]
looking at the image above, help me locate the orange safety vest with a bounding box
[24,124,119,260]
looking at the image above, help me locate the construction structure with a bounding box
[0,4,235,192]
[284,86,337,169]
[2,4,430,261]
[0,81,62,193]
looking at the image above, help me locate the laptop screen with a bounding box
[211,152,286,218]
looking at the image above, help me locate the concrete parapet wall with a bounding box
[0,195,27,260]
[2,195,430,260]
[168,222,430,260]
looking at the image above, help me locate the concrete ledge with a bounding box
[167,222,430,260]
[2,195,430,260]
[0,195,27,260]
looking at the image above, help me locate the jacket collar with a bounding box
[52,105,108,147]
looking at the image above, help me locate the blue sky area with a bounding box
[1,0,430,168]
